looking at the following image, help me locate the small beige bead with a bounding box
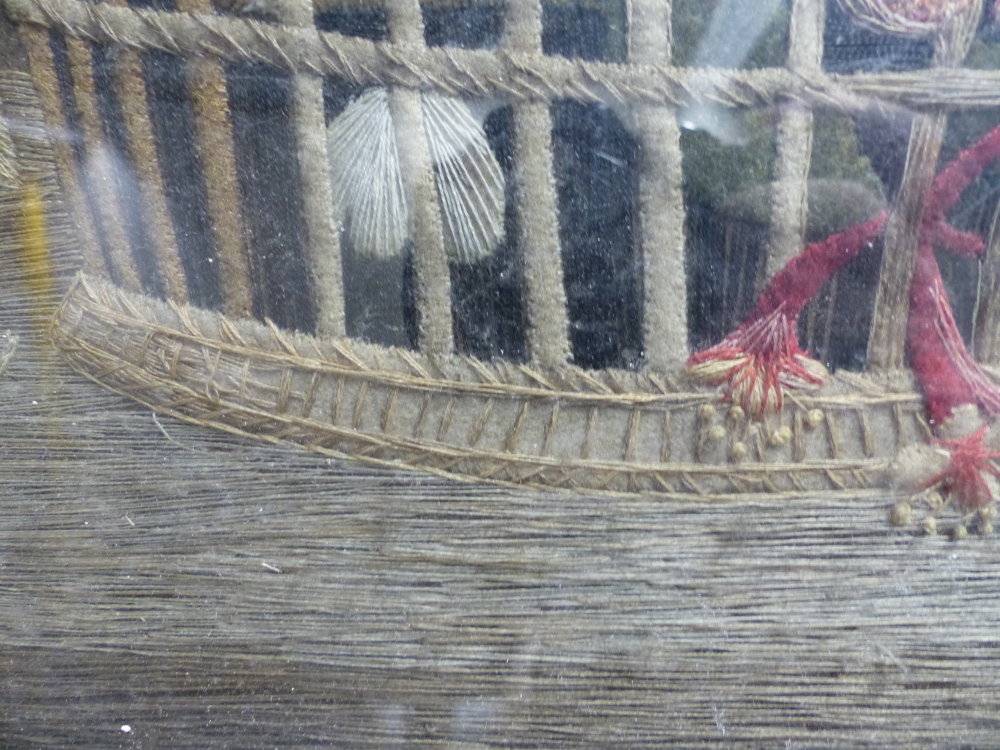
[979,504,997,523]
[728,405,745,423]
[889,502,912,527]
[699,404,716,420]
[952,524,968,541]
[806,409,824,428]
[730,441,748,461]
[708,425,727,442]
[769,426,792,447]
[922,516,938,536]
[980,522,995,536]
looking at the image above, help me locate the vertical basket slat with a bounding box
[628,0,688,373]
[175,0,254,318]
[504,0,571,369]
[105,0,188,304]
[19,25,106,278]
[973,6,1000,367]
[867,2,981,370]
[384,0,455,354]
[867,110,947,369]
[276,0,346,338]
[764,0,824,281]
[974,215,1000,363]
[292,76,345,336]
[65,37,142,292]
[766,108,813,278]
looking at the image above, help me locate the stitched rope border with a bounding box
[10,0,1000,111]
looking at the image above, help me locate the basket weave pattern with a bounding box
[53,273,934,497]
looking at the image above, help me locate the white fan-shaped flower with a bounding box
[326,87,505,263]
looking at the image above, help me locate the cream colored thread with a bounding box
[858,408,874,458]
[388,88,455,353]
[752,426,766,462]
[652,472,673,492]
[825,468,847,490]
[503,0,570,368]
[437,394,456,441]
[788,471,806,492]
[276,0,345,337]
[793,410,805,462]
[413,392,432,438]
[275,368,293,413]
[765,0,824,282]
[201,347,222,399]
[629,0,687,373]
[331,376,345,424]
[505,401,530,453]
[541,400,560,456]
[580,406,599,459]
[511,100,571,367]
[660,409,672,463]
[381,388,399,433]
[351,379,370,430]
[623,409,641,462]
[384,0,454,354]
[468,399,493,447]
[766,105,813,279]
[12,0,1000,111]
[300,370,321,417]
[825,409,841,460]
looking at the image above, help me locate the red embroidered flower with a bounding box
[686,306,828,419]
[688,118,1000,425]
[923,426,1000,510]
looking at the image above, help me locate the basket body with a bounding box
[4,0,999,495]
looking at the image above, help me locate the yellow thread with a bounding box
[19,178,57,312]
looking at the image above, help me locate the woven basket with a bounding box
[3,0,997,497]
